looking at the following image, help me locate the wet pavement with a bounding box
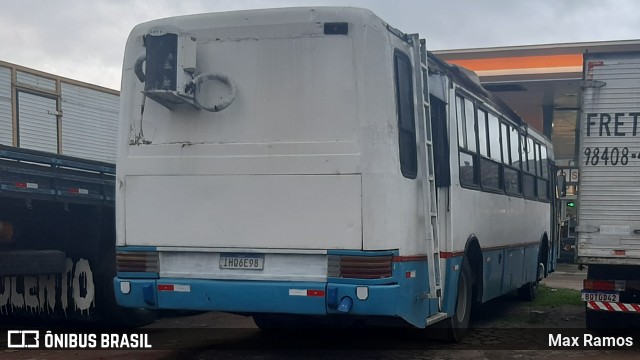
[542,263,586,291]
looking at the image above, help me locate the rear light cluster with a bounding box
[583,279,626,291]
[117,251,159,273]
[328,255,393,279]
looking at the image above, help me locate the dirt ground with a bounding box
[3,263,640,359]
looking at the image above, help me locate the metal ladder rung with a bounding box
[411,34,441,306]
[426,312,448,326]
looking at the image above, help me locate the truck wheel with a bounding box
[586,309,605,329]
[446,258,472,342]
[585,308,622,330]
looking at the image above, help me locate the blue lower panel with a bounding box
[482,249,504,301]
[114,277,411,318]
[114,278,159,310]
[116,278,328,314]
[441,256,464,316]
[114,254,444,328]
[326,283,399,316]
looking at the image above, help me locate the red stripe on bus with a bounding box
[392,255,429,262]
[440,252,464,259]
[438,242,540,259]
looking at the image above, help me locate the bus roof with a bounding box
[131,7,384,35]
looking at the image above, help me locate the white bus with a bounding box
[114,7,555,339]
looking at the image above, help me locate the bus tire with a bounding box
[518,251,544,301]
[253,314,301,330]
[446,258,472,342]
[253,314,334,330]
[517,281,538,301]
[252,314,279,330]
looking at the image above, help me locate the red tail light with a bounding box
[117,251,159,272]
[583,279,625,291]
[328,255,393,279]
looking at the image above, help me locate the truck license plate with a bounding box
[581,291,619,302]
[219,254,264,270]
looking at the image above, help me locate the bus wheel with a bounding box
[446,258,472,342]
[517,281,538,301]
[252,314,312,330]
[518,261,542,301]
[252,314,283,330]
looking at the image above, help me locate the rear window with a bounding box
[394,50,417,179]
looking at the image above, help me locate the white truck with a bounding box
[577,52,640,329]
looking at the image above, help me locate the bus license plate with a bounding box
[581,291,619,302]
[219,254,264,270]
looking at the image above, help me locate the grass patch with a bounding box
[533,284,583,307]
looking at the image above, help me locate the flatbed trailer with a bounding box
[0,144,119,319]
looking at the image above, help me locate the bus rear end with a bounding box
[114,8,415,327]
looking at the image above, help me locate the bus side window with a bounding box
[394,50,417,179]
[503,123,522,196]
[479,111,502,191]
[456,95,478,187]
[508,126,523,195]
[537,143,549,200]
[477,108,488,158]
[430,95,450,187]
[523,136,537,199]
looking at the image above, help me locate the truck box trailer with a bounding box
[577,52,640,328]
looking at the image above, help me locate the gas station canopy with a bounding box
[434,40,640,163]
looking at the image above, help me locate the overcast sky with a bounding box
[1,0,638,90]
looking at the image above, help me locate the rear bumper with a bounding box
[586,301,640,313]
[114,277,400,317]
